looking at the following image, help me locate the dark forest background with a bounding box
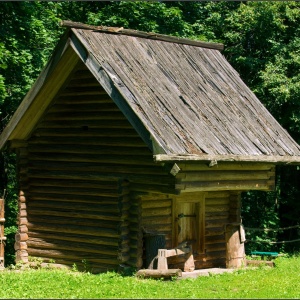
[1,1,299,265]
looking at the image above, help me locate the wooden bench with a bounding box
[250,251,279,258]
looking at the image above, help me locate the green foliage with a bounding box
[87,1,194,37]
[0,255,300,298]
[1,0,300,267]
[242,189,281,253]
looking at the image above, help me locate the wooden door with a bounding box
[173,193,205,254]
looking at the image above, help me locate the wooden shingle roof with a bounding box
[1,21,300,164]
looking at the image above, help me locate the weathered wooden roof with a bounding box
[1,21,300,164]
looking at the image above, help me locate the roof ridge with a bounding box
[60,20,224,51]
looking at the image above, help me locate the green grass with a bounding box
[1,255,300,298]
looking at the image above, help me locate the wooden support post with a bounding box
[15,191,29,263]
[225,224,246,268]
[0,198,4,269]
[183,246,195,272]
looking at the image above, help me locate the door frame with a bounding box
[172,192,206,254]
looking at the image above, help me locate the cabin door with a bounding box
[174,194,205,254]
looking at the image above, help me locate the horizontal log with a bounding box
[27,238,119,256]
[204,250,226,260]
[28,144,151,156]
[59,87,107,96]
[205,191,231,199]
[27,199,123,213]
[205,219,228,228]
[28,231,121,247]
[178,162,275,171]
[205,205,229,213]
[177,170,274,182]
[27,222,120,238]
[206,198,229,206]
[205,228,225,236]
[28,215,122,230]
[130,183,176,194]
[29,193,123,203]
[205,235,226,245]
[38,119,133,129]
[28,208,122,222]
[176,180,274,192]
[136,269,182,278]
[28,186,128,198]
[67,79,102,88]
[28,153,154,166]
[57,94,111,104]
[142,207,171,218]
[45,112,127,122]
[33,128,138,138]
[27,161,165,176]
[141,200,171,209]
[29,135,145,146]
[194,259,226,270]
[205,211,228,218]
[205,243,226,252]
[27,248,121,265]
[48,103,119,113]
[141,216,172,226]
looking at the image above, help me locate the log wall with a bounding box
[15,63,174,272]
[176,162,276,192]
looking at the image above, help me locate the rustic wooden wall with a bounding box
[14,63,174,272]
[176,162,275,192]
[168,191,234,270]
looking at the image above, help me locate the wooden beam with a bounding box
[136,269,182,279]
[154,154,300,165]
[60,20,224,51]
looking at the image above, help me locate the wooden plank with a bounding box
[178,162,274,171]
[155,154,300,164]
[136,269,182,278]
[27,222,120,238]
[177,170,275,182]
[61,20,224,50]
[176,179,274,192]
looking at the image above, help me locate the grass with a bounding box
[0,255,300,298]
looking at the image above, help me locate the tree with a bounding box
[1,0,300,264]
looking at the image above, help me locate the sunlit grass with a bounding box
[0,255,300,298]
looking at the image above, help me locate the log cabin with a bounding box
[1,21,300,273]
